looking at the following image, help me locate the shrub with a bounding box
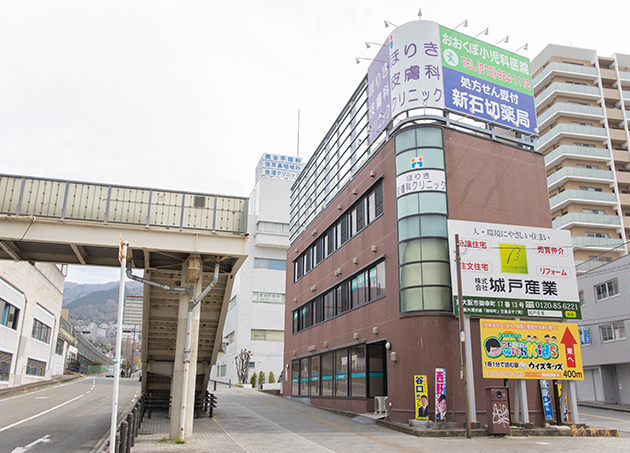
[268,371,275,383]
[250,373,257,386]
[259,371,266,386]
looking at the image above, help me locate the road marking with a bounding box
[0,377,89,402]
[0,394,85,433]
[239,390,425,453]
[34,397,48,400]
[11,434,51,452]
[579,411,630,423]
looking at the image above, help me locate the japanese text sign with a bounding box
[435,368,447,421]
[480,319,584,380]
[396,169,446,197]
[414,375,429,420]
[448,220,581,320]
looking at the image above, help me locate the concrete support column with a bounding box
[567,380,580,424]
[140,272,151,393]
[170,257,203,440]
[518,379,529,423]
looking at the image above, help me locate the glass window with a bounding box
[300,358,309,395]
[419,191,447,214]
[421,238,449,261]
[396,150,417,174]
[31,319,51,344]
[420,215,448,237]
[416,127,443,147]
[321,352,334,397]
[398,216,421,241]
[334,349,348,397]
[350,346,366,398]
[324,291,335,320]
[351,272,368,307]
[600,322,626,343]
[595,279,619,301]
[400,287,423,312]
[26,358,46,377]
[423,287,452,311]
[422,262,451,285]
[395,128,416,153]
[369,262,386,299]
[368,189,377,223]
[397,193,420,217]
[400,263,422,288]
[0,352,12,381]
[1,299,20,330]
[310,356,320,396]
[291,360,299,395]
[399,240,421,264]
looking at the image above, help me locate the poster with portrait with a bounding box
[414,375,429,420]
[435,368,447,421]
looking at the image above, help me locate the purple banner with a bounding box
[367,37,391,144]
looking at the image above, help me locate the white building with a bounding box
[212,154,302,385]
[0,262,65,388]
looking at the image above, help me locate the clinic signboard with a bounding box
[480,318,584,380]
[367,21,536,144]
[448,220,582,320]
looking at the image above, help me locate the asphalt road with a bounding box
[0,375,141,453]
[579,406,630,435]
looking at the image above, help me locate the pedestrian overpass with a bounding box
[0,174,248,439]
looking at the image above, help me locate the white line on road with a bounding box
[0,377,90,402]
[11,434,51,452]
[0,394,85,433]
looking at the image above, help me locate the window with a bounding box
[580,186,603,192]
[574,142,596,147]
[595,279,619,301]
[586,232,610,238]
[252,292,285,304]
[55,338,64,356]
[26,358,46,377]
[250,329,284,341]
[583,209,605,215]
[600,322,626,343]
[1,299,20,330]
[576,164,601,170]
[226,331,235,344]
[569,102,589,106]
[291,360,300,395]
[566,81,587,86]
[254,258,286,271]
[571,121,590,127]
[292,261,386,334]
[310,356,320,396]
[219,364,226,377]
[0,351,12,381]
[293,179,384,281]
[257,221,289,234]
[228,296,236,311]
[31,319,51,344]
[579,290,585,306]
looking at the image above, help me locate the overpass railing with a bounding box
[0,174,248,234]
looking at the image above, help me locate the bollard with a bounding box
[115,431,121,453]
[229,378,231,388]
[120,420,128,453]
[126,413,134,451]
[213,380,217,391]
[147,393,152,419]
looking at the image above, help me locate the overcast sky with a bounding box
[2,1,628,283]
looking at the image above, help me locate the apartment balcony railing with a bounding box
[571,236,624,249]
[552,212,621,229]
[544,145,610,167]
[549,189,618,211]
[0,174,248,234]
[537,103,604,130]
[533,62,599,88]
[547,166,613,188]
[619,71,630,82]
[535,82,601,109]
[537,123,607,152]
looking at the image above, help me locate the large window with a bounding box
[0,351,12,381]
[595,279,619,302]
[1,299,20,330]
[26,358,46,377]
[31,319,51,344]
[600,322,626,343]
[292,261,386,334]
[250,329,284,342]
[294,179,384,282]
[55,338,64,356]
[395,126,451,313]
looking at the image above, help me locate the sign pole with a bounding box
[110,238,128,453]
[455,234,472,438]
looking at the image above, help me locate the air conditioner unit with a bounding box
[374,396,388,414]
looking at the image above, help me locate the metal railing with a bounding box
[533,62,598,87]
[0,174,247,234]
[97,397,143,453]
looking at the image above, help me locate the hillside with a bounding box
[63,281,143,324]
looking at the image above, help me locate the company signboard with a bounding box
[480,318,584,380]
[255,153,302,182]
[448,220,581,320]
[367,21,536,144]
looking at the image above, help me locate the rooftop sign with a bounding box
[367,21,536,143]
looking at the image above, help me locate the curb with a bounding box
[0,374,85,399]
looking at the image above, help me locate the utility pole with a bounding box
[455,234,472,438]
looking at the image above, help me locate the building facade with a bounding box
[532,45,630,272]
[1,261,65,388]
[575,253,630,404]
[212,154,301,385]
[282,20,564,426]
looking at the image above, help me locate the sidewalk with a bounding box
[0,373,84,399]
[578,401,630,413]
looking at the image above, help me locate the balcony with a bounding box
[616,170,630,185]
[537,123,607,153]
[552,212,620,229]
[549,189,618,211]
[535,82,601,110]
[547,166,613,190]
[537,103,604,131]
[572,235,625,249]
[533,62,599,90]
[619,193,630,207]
[544,145,610,168]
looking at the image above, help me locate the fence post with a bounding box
[213,380,217,391]
[126,413,133,451]
[119,421,128,453]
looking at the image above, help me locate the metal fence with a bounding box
[0,174,248,234]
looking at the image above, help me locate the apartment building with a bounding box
[532,45,630,272]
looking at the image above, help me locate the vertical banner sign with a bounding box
[414,375,429,420]
[435,368,447,421]
[539,379,554,420]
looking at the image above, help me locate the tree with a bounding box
[258,371,266,387]
[250,372,257,386]
[235,349,252,384]
[268,371,275,384]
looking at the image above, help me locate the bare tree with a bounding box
[235,349,252,384]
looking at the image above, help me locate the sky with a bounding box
[2,1,629,283]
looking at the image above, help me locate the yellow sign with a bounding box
[480,319,584,380]
[499,243,528,274]
[414,375,429,420]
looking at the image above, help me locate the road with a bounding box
[0,375,141,453]
[579,406,630,435]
